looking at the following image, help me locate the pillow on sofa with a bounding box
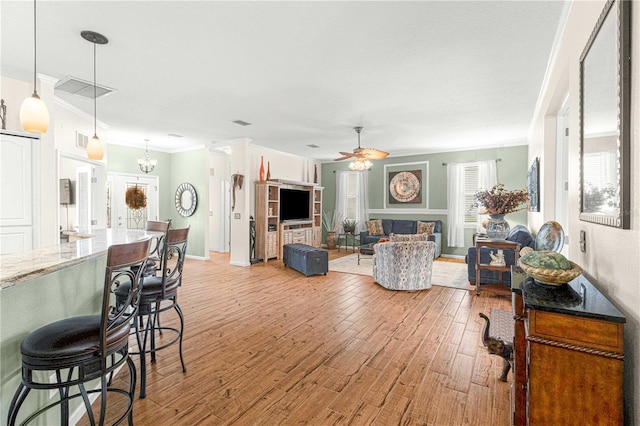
[366,219,384,236]
[390,233,429,242]
[417,221,435,235]
[507,226,535,248]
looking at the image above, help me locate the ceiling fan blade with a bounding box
[334,155,353,161]
[360,148,389,160]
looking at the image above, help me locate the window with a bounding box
[344,172,360,220]
[463,164,480,224]
[335,171,368,234]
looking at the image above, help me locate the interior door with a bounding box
[110,174,159,230]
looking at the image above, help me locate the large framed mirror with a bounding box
[579,0,631,228]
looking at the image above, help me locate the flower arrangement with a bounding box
[474,183,528,215]
[125,185,147,210]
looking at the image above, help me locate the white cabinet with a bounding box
[0,132,37,254]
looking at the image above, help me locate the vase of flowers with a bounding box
[474,183,528,240]
[322,210,343,249]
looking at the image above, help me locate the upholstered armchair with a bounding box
[372,233,436,290]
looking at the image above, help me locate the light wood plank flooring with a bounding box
[89,252,512,425]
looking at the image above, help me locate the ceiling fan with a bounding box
[334,127,389,162]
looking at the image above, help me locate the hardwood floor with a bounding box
[89,252,512,425]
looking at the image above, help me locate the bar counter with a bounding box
[0,228,158,289]
[0,228,158,423]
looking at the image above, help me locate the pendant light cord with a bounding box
[93,40,97,137]
[32,0,38,94]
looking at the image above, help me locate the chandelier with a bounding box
[348,159,373,170]
[138,139,157,173]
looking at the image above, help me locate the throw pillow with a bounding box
[417,221,436,235]
[389,233,429,242]
[366,219,384,236]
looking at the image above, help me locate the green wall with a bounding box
[169,150,207,257]
[321,145,529,256]
[106,145,207,257]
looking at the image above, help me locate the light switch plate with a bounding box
[234,213,240,219]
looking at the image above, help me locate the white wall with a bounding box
[528,2,639,424]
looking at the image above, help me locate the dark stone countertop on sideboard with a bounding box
[511,267,625,323]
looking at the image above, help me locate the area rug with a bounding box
[328,254,473,290]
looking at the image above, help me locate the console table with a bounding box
[510,267,625,425]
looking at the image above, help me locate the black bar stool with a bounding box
[136,220,171,277]
[116,226,189,398]
[7,238,151,426]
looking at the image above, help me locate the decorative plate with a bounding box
[175,182,197,217]
[389,171,420,202]
[535,220,565,252]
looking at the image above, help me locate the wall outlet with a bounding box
[579,230,586,253]
[234,213,240,219]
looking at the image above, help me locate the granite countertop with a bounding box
[519,274,625,323]
[0,229,161,290]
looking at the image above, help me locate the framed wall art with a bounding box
[527,157,540,212]
[384,161,428,209]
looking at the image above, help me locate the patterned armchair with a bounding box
[372,233,436,290]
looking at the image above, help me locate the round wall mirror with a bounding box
[175,182,197,217]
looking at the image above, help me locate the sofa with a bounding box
[373,233,436,290]
[465,225,535,286]
[359,219,442,258]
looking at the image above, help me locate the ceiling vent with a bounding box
[306,144,320,148]
[232,120,252,126]
[168,133,183,138]
[55,76,115,99]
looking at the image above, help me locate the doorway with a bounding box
[108,173,159,230]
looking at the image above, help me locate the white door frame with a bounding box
[108,172,160,230]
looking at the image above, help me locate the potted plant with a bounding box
[322,210,342,249]
[342,218,358,235]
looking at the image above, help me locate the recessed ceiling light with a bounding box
[232,120,252,126]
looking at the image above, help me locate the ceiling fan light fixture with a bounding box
[349,159,373,171]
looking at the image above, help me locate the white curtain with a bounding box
[447,163,466,247]
[477,160,497,231]
[335,170,369,233]
[335,171,348,233]
[447,160,497,247]
[355,171,369,233]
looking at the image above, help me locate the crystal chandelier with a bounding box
[348,159,373,170]
[138,139,157,173]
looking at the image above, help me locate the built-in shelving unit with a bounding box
[255,180,322,263]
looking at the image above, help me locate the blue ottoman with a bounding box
[283,244,328,277]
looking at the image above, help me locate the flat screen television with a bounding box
[279,188,311,221]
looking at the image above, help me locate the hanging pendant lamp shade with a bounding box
[81,30,108,160]
[20,0,49,134]
[138,139,157,173]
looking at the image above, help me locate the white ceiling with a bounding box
[1,1,567,161]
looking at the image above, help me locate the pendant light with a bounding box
[138,139,157,173]
[20,0,49,134]
[82,30,108,160]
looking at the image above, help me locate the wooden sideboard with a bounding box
[511,268,625,425]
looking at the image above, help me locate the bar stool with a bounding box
[116,226,189,398]
[7,238,151,426]
[137,220,171,277]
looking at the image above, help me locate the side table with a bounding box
[475,238,520,296]
[338,233,359,252]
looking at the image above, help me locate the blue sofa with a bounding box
[465,225,535,285]
[359,219,442,258]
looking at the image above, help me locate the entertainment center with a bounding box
[255,180,323,262]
